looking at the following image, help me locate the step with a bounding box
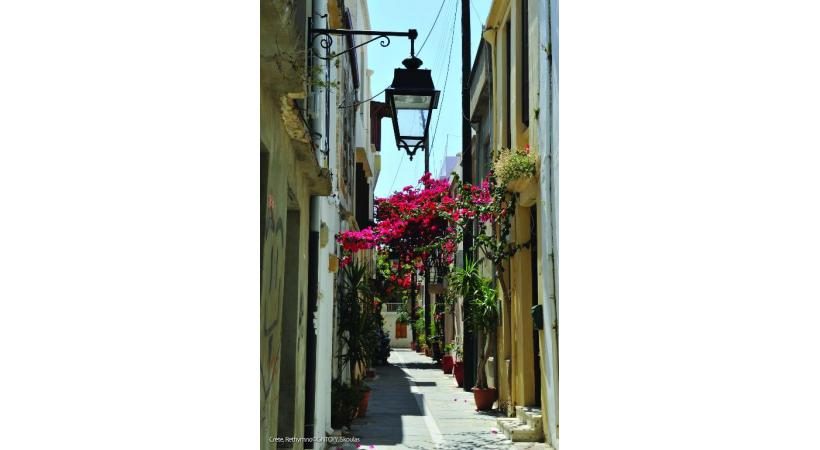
[497,418,542,442]
[492,406,544,442]
[516,406,544,432]
[496,418,520,440]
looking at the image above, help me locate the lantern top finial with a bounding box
[402,56,423,70]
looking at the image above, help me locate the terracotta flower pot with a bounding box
[425,348,431,357]
[441,355,454,374]
[453,361,464,387]
[506,176,535,193]
[356,388,372,417]
[472,387,497,411]
[506,175,539,207]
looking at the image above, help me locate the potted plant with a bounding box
[331,379,363,428]
[452,344,464,387]
[441,343,455,374]
[355,380,372,417]
[468,280,499,410]
[493,146,537,191]
[414,311,425,352]
[449,258,499,410]
[335,262,381,418]
[427,335,439,360]
[493,146,538,206]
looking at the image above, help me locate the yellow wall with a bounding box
[484,0,548,420]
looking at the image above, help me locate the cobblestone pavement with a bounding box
[336,349,550,450]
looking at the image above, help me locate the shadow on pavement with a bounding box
[347,354,422,446]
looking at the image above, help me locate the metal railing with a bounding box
[382,303,403,313]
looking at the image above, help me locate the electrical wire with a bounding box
[417,0,447,56]
[429,0,459,157]
[337,86,387,108]
[470,0,484,28]
[388,151,406,194]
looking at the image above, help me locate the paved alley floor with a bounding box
[339,349,549,450]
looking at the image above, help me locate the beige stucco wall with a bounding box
[261,90,314,449]
[484,0,549,421]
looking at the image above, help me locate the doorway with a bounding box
[277,209,301,440]
[530,207,542,403]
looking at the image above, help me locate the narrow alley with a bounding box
[336,350,549,450]
[262,0,559,448]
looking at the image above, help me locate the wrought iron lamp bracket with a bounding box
[306,16,418,164]
[308,19,418,61]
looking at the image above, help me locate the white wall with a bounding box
[536,0,559,448]
[310,0,376,445]
[381,310,413,349]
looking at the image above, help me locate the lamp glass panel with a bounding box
[393,94,433,110]
[395,108,429,139]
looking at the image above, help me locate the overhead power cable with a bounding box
[417,0,448,56]
[388,151,406,194]
[470,0,484,28]
[429,0,459,157]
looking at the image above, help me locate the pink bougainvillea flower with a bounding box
[335,171,514,284]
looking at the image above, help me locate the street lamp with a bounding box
[385,56,440,160]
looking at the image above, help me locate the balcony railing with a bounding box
[382,303,403,313]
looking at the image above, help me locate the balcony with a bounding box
[382,303,403,313]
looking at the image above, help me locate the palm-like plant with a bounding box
[338,262,381,382]
[448,258,499,389]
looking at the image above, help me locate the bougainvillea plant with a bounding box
[337,172,464,271]
[336,168,527,302]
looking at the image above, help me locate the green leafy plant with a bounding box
[493,146,537,187]
[338,262,382,381]
[453,343,464,362]
[428,303,438,337]
[395,305,410,324]
[413,311,425,340]
[331,379,364,428]
[448,258,499,389]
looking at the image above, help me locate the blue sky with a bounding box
[367,0,491,198]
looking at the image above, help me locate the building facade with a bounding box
[466,0,558,447]
[261,0,377,448]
